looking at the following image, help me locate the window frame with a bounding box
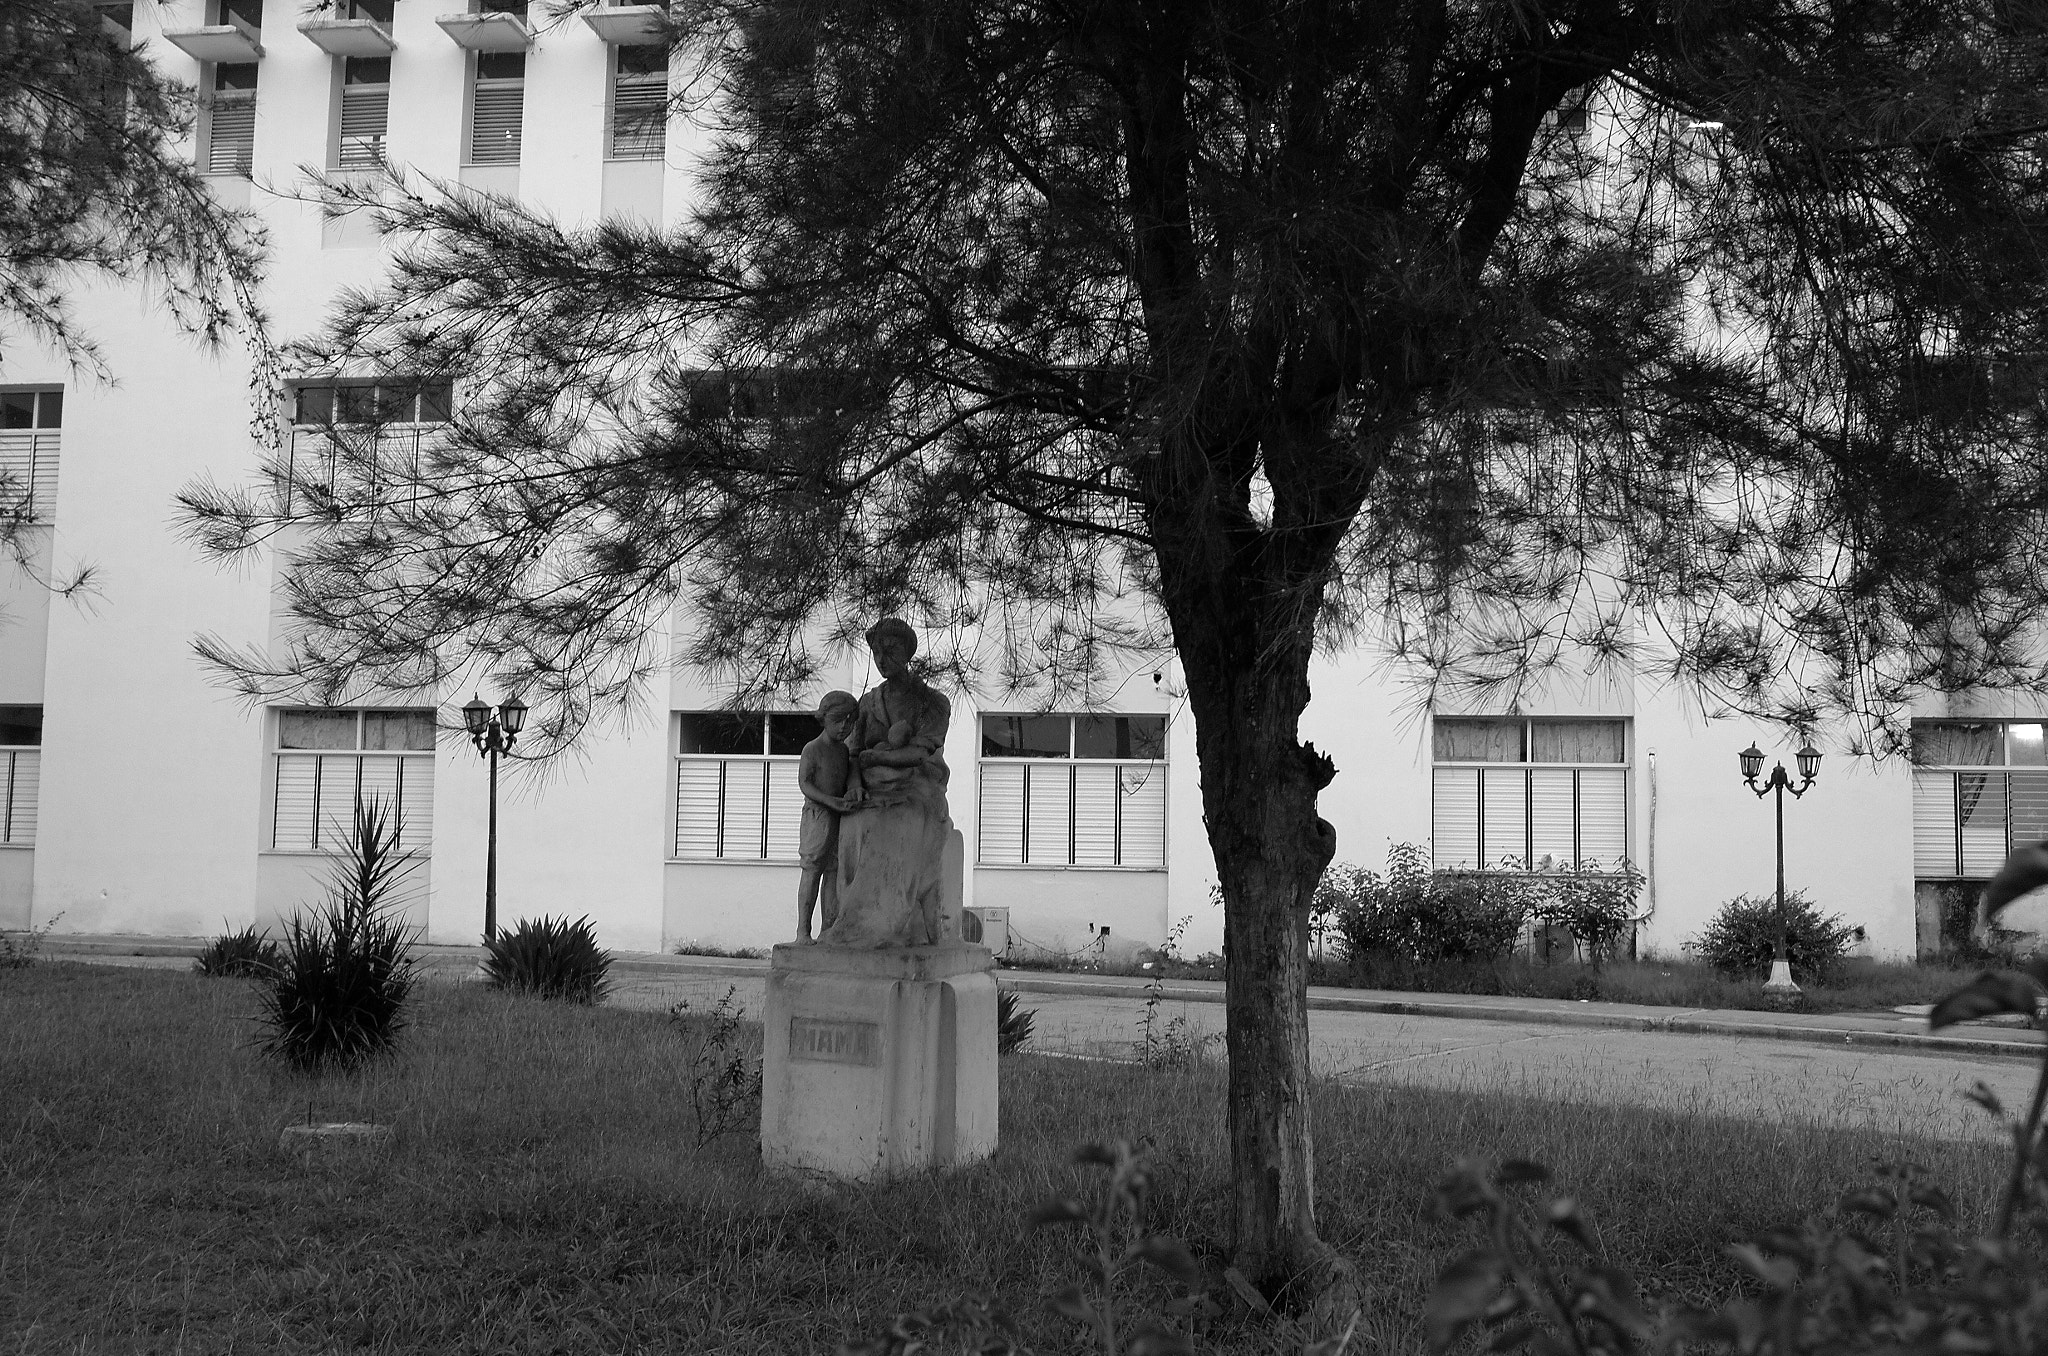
[607,41,668,161]
[975,711,1169,870]
[1910,718,2048,879]
[202,62,259,177]
[269,707,437,855]
[333,55,391,170]
[0,705,41,848]
[670,711,826,863]
[0,387,62,522]
[467,50,526,166]
[1429,716,1631,873]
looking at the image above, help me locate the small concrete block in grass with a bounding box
[278,1122,394,1153]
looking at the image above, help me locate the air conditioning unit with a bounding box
[964,906,1010,957]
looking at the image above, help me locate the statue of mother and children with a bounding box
[792,616,957,949]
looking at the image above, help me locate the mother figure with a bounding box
[819,617,954,947]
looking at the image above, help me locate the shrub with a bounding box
[1690,889,1855,982]
[1530,862,1644,964]
[0,910,62,969]
[193,923,280,978]
[996,984,1034,1054]
[482,914,613,1003]
[1325,843,1532,965]
[254,799,421,1074]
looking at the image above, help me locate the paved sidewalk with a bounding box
[27,932,2045,1061]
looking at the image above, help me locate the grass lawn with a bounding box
[0,963,2017,1354]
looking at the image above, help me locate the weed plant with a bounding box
[0,909,63,968]
[671,985,762,1147]
[481,914,613,1003]
[672,941,771,960]
[0,960,2018,1355]
[255,800,421,1074]
[193,923,281,978]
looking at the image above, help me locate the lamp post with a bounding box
[1739,739,1822,994]
[462,693,527,943]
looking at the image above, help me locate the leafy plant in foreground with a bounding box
[997,983,1035,1055]
[671,986,762,1148]
[482,914,613,1003]
[1690,891,1855,984]
[1430,846,2048,1356]
[193,923,280,978]
[254,800,421,1074]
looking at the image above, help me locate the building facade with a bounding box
[1,0,2038,962]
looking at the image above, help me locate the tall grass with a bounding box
[0,963,2012,1355]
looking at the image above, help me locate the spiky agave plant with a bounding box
[255,798,422,1073]
[193,923,281,978]
[481,914,614,1003]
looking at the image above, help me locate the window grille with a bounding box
[1430,717,1630,870]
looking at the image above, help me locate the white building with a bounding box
[0,0,2035,963]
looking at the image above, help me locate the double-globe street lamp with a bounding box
[463,693,527,943]
[1738,739,1822,994]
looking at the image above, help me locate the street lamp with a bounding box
[462,693,527,942]
[1739,738,1821,994]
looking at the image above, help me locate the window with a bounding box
[205,62,258,175]
[273,709,435,852]
[469,52,524,165]
[286,379,452,512]
[0,389,62,521]
[335,56,390,169]
[95,2,133,42]
[673,712,823,859]
[681,368,865,423]
[0,707,39,847]
[1431,717,1628,870]
[1910,720,2048,877]
[977,714,1168,867]
[609,43,667,160]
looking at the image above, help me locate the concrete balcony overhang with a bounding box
[161,15,263,62]
[298,18,397,56]
[435,11,532,51]
[582,5,666,45]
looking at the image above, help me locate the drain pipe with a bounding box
[1630,748,1658,937]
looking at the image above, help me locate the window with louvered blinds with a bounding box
[0,388,62,521]
[337,86,388,168]
[1910,720,2048,878]
[975,714,1168,868]
[671,712,820,860]
[207,96,255,174]
[272,709,435,853]
[1,751,38,845]
[469,59,524,164]
[1430,717,1630,870]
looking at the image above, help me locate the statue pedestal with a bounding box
[760,941,997,1178]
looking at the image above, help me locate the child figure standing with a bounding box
[796,690,859,942]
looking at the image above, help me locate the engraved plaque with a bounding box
[789,1017,882,1066]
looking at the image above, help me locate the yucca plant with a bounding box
[255,798,421,1074]
[482,914,614,1003]
[193,923,280,978]
[997,983,1035,1055]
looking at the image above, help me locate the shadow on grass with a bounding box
[0,962,2012,1355]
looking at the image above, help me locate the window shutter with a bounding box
[1576,769,1628,867]
[1116,765,1167,867]
[1071,763,1118,865]
[764,759,803,860]
[1432,768,1480,868]
[357,755,402,841]
[674,760,721,857]
[1912,770,1959,876]
[2009,770,2048,853]
[977,762,1025,864]
[609,76,666,159]
[337,86,388,168]
[3,749,38,845]
[723,759,767,859]
[207,96,255,174]
[398,757,434,852]
[0,431,58,520]
[1481,767,1529,868]
[274,754,318,851]
[314,754,358,852]
[1025,763,1072,864]
[470,81,523,163]
[1528,768,1576,869]
[1959,771,2009,876]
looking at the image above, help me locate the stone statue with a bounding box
[818,617,953,947]
[794,689,858,943]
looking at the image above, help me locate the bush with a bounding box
[193,923,280,978]
[482,914,614,1003]
[1323,843,1532,965]
[255,800,421,1074]
[996,984,1034,1054]
[1690,889,1855,983]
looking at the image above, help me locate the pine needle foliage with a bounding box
[254,799,421,1074]
[481,914,614,1004]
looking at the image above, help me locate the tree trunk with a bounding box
[1166,586,1363,1325]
